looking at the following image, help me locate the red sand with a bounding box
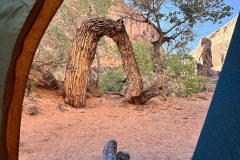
[19,87,211,160]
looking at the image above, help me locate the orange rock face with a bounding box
[109,2,159,42]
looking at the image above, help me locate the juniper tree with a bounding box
[121,0,233,87]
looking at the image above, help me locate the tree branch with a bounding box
[111,7,163,34]
[127,85,163,105]
[164,20,184,35]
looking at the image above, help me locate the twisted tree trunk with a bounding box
[64,18,162,108]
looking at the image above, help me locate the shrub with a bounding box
[132,41,155,88]
[162,52,211,97]
[101,67,127,93]
[26,106,39,116]
[26,80,36,95]
[101,42,155,93]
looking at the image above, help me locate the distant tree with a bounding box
[120,0,233,87]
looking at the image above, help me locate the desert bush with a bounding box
[100,42,155,93]
[26,106,39,116]
[25,80,36,95]
[162,52,211,97]
[101,67,127,93]
[132,41,155,88]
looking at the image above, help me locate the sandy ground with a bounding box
[19,87,212,160]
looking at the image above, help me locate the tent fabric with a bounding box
[193,14,240,160]
[0,0,35,134]
[0,0,63,159]
[0,1,36,158]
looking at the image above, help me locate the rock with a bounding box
[196,37,218,78]
[78,109,85,113]
[174,106,183,110]
[192,16,238,71]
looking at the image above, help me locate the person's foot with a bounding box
[103,139,118,160]
[117,150,130,160]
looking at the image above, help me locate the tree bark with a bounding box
[110,22,143,101]
[127,85,163,104]
[64,18,162,108]
[64,20,99,107]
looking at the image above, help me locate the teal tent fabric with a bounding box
[193,14,240,160]
[0,0,35,139]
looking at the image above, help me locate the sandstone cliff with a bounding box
[109,2,159,42]
[192,16,238,71]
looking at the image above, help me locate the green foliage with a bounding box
[60,0,120,24]
[172,0,233,24]
[111,43,121,57]
[162,52,196,77]
[101,67,127,93]
[132,41,155,87]
[101,42,155,93]
[27,80,36,93]
[100,42,210,97]
[133,42,154,76]
[76,0,120,18]
[98,37,120,56]
[125,0,233,49]
[162,52,210,97]
[35,0,119,79]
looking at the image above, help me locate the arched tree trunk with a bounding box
[64,18,162,108]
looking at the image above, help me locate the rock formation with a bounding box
[192,16,238,71]
[197,37,219,78]
[197,37,213,76]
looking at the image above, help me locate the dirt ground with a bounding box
[19,87,212,160]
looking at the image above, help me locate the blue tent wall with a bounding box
[193,14,240,160]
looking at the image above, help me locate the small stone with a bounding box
[174,106,182,110]
[78,109,85,113]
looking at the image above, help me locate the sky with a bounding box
[187,0,240,51]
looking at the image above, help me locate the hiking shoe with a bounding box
[103,139,118,160]
[117,150,130,160]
